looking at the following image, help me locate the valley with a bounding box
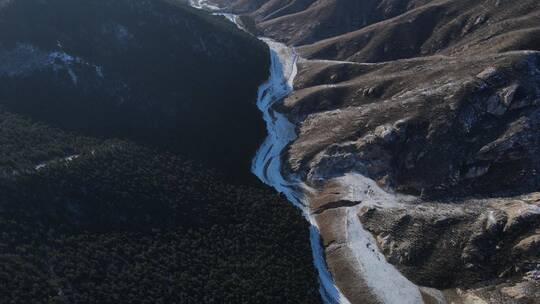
[192,1,540,303]
[1,0,539,303]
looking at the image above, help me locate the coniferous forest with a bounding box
[0,0,323,303]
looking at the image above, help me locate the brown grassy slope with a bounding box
[258,0,436,46]
[298,0,540,62]
[283,51,540,198]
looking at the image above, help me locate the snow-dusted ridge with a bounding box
[336,174,424,304]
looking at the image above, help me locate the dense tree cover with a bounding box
[0,0,270,181]
[0,1,323,302]
[0,111,101,176]
[0,113,323,303]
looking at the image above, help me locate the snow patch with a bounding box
[327,173,424,303]
[114,24,132,43]
[487,210,497,227]
[189,0,222,11]
[0,44,104,84]
[346,206,422,304]
[35,154,80,171]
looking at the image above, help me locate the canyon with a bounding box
[193,1,540,303]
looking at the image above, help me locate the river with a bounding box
[187,2,429,303]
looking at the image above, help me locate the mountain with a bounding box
[0,1,323,303]
[203,0,540,303]
[216,0,539,58]
[298,0,539,63]
[3,0,539,303]
[0,0,270,179]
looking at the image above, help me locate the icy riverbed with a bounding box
[188,2,429,303]
[249,39,425,304]
[247,41,430,304]
[248,39,349,304]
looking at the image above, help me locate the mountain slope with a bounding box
[298,0,540,63]
[0,1,324,303]
[199,0,540,303]
[0,118,323,303]
[0,0,269,179]
[215,0,539,62]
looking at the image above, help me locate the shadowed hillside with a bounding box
[0,0,270,181]
[0,1,324,303]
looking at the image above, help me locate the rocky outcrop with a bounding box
[360,194,540,287]
[285,52,540,200]
[310,175,540,304]
[359,193,540,303]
